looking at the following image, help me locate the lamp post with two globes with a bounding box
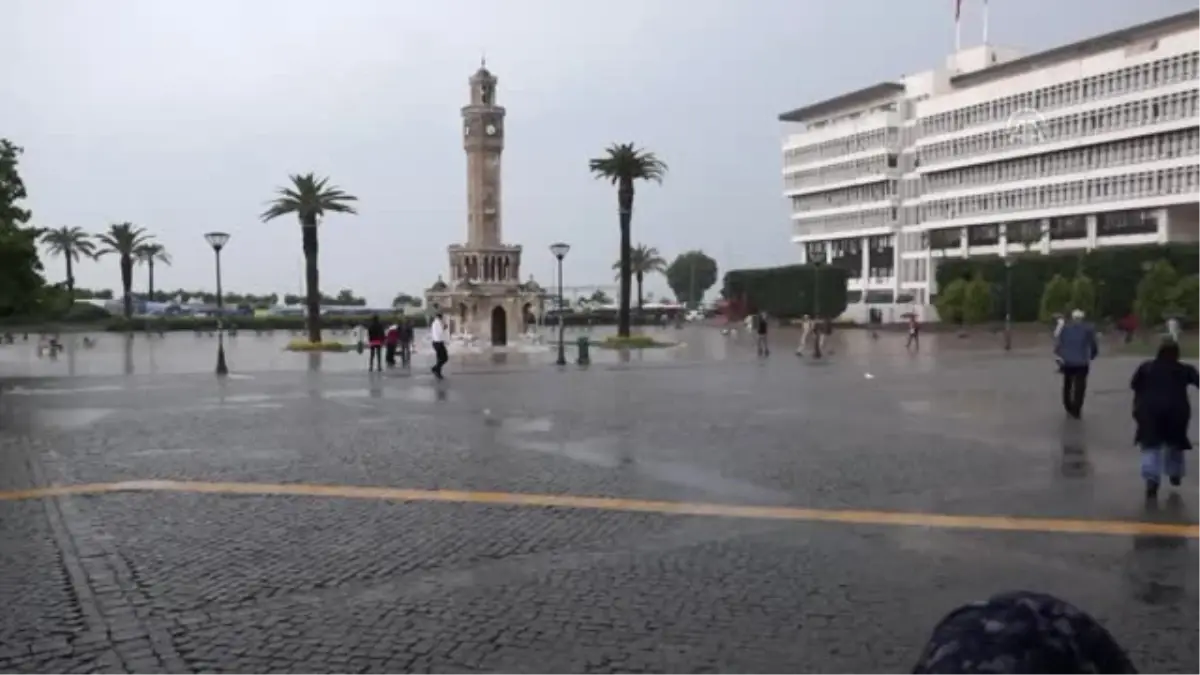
[204,232,231,376]
[549,242,570,366]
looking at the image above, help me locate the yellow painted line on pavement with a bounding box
[1,479,1197,539]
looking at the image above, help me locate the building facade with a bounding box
[779,10,1200,321]
[426,63,543,345]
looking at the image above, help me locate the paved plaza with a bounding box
[0,327,1197,673]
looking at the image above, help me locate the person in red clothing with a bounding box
[384,320,400,367]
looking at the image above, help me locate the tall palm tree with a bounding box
[95,222,152,319]
[589,144,667,337]
[261,173,358,342]
[134,242,171,302]
[38,226,97,302]
[612,243,666,320]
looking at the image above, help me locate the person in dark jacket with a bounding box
[366,315,385,372]
[1131,339,1199,499]
[1054,309,1099,418]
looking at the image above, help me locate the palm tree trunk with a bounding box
[147,260,155,301]
[302,223,322,342]
[65,255,75,303]
[617,180,634,338]
[120,257,133,320]
[636,271,644,326]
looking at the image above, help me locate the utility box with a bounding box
[576,336,590,365]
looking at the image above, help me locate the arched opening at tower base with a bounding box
[491,306,507,346]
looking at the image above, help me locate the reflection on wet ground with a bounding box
[0,325,1071,379]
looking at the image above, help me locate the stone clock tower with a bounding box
[425,62,543,347]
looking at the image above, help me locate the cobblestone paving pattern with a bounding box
[1,338,1196,672]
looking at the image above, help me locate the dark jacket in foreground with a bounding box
[1131,348,1199,450]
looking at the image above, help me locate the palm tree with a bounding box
[134,242,171,302]
[95,222,152,319]
[261,173,358,342]
[38,226,97,302]
[612,243,666,320]
[589,144,667,337]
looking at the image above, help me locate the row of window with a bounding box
[784,154,898,192]
[918,89,1199,166]
[920,51,1199,137]
[927,211,1159,250]
[791,180,898,213]
[922,128,1199,195]
[921,165,1198,222]
[783,127,899,166]
[795,207,894,235]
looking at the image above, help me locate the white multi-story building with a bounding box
[780,9,1199,321]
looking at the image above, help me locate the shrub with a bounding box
[596,334,674,349]
[1069,274,1097,319]
[961,276,994,324]
[1135,260,1180,327]
[1039,274,1072,322]
[935,278,967,324]
[284,339,353,352]
[723,264,849,320]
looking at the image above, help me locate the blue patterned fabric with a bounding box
[912,591,1136,673]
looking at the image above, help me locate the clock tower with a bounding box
[425,62,543,348]
[462,63,505,247]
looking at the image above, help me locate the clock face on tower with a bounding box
[486,124,496,136]
[463,123,471,137]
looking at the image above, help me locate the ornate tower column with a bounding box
[462,63,505,248]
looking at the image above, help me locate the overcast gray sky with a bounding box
[6,0,1193,305]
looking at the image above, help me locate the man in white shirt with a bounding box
[430,311,448,379]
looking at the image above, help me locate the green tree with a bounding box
[588,144,667,337]
[1134,260,1179,328]
[392,293,422,308]
[0,139,44,317]
[261,173,359,342]
[612,243,666,318]
[961,276,994,325]
[1170,274,1198,324]
[1039,274,1072,322]
[589,289,613,305]
[134,242,171,302]
[38,225,96,302]
[666,250,718,307]
[94,222,153,320]
[1069,273,1097,319]
[935,278,967,324]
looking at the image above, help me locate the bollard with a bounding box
[576,336,590,365]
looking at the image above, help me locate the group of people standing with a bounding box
[359,312,451,379]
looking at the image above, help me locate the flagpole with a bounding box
[954,0,962,51]
[982,0,990,45]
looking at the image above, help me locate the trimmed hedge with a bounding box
[723,264,849,319]
[103,314,428,333]
[103,312,657,333]
[935,244,1200,322]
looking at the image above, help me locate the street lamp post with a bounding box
[812,252,825,360]
[1003,256,1014,352]
[550,242,570,366]
[204,232,231,376]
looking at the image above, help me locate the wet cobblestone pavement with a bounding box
[1,327,1196,672]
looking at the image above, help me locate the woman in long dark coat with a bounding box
[1131,339,1199,499]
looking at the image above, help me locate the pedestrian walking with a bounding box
[400,318,414,366]
[1131,338,1198,500]
[755,311,770,357]
[796,314,813,356]
[430,311,449,379]
[905,314,921,351]
[1055,309,1099,419]
[384,321,400,367]
[366,315,385,372]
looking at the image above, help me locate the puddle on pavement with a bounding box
[5,385,125,396]
[25,408,114,430]
[127,447,298,461]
